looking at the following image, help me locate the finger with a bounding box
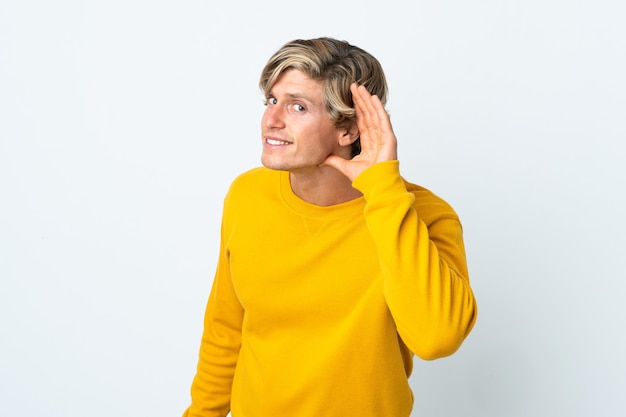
[355,84,393,138]
[352,84,375,121]
[359,86,388,131]
[350,83,367,129]
[368,93,393,135]
[321,154,348,174]
[355,88,387,152]
[351,85,378,140]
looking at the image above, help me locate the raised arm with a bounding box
[326,83,477,359]
[353,161,477,359]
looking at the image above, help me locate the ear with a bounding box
[338,122,359,147]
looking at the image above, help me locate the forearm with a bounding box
[185,323,240,417]
[184,228,243,416]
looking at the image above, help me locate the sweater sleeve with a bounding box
[352,160,477,360]
[183,217,243,417]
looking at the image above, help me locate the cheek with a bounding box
[260,109,270,127]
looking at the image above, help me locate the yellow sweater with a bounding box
[184,161,477,417]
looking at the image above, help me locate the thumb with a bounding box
[321,154,349,175]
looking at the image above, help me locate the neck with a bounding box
[289,166,362,206]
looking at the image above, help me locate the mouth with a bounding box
[265,137,292,146]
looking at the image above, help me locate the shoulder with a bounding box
[403,179,460,225]
[229,166,275,189]
[224,166,280,205]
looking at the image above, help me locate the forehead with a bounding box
[270,69,325,101]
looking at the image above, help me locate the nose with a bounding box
[262,104,285,129]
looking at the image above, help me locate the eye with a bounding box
[264,97,277,106]
[293,103,305,112]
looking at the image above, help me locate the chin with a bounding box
[261,157,287,171]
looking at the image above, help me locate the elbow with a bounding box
[406,308,478,361]
[411,335,464,361]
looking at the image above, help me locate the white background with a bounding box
[1,1,625,416]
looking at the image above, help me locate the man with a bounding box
[183,37,477,417]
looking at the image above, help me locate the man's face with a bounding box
[260,69,350,173]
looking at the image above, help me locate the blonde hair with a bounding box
[259,37,388,156]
